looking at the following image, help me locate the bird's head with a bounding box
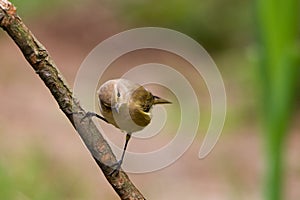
[129,86,171,127]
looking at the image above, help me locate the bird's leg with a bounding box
[109,133,132,176]
[80,111,108,123]
[119,133,132,166]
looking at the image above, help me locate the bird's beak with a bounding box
[113,102,121,113]
[153,96,172,105]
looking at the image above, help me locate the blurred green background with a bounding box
[0,0,299,199]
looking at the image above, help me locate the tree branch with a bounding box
[0,1,145,199]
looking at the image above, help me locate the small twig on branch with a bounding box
[0,1,145,200]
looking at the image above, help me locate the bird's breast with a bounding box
[100,101,151,133]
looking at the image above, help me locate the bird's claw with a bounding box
[80,111,94,123]
[108,161,122,176]
[79,111,108,124]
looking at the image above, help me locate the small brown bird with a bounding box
[86,79,171,174]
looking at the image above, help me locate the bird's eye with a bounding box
[143,104,151,112]
[117,90,120,98]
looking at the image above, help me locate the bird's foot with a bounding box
[108,160,122,176]
[80,111,94,123]
[80,111,108,123]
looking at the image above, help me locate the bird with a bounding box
[85,79,171,175]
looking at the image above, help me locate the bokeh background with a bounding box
[0,0,299,199]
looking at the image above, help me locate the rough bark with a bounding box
[0,1,145,199]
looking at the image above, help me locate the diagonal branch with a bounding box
[0,1,145,200]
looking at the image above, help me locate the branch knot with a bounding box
[0,0,16,28]
[0,0,16,14]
